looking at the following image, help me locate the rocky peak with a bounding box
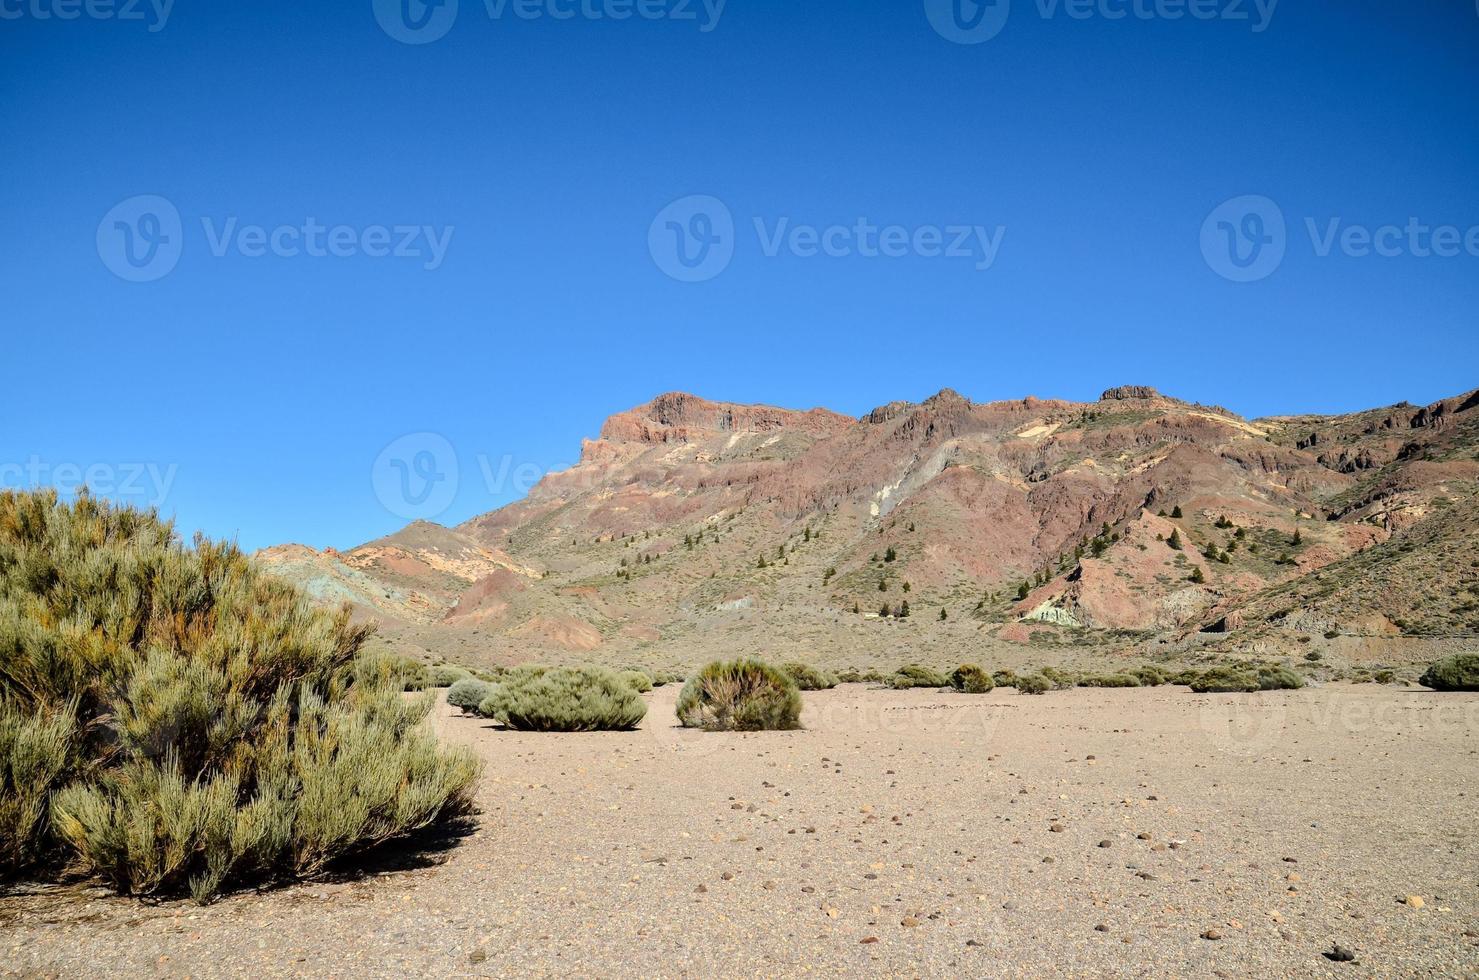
[1100,385,1161,401]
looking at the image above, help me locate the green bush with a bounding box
[0,490,479,902]
[424,664,472,688]
[1039,666,1079,690]
[1015,674,1052,695]
[889,664,949,689]
[1128,665,1167,686]
[780,662,839,691]
[447,679,495,714]
[618,669,654,693]
[1167,668,1202,686]
[676,659,802,732]
[1189,666,1261,693]
[1077,673,1142,688]
[482,666,647,732]
[1256,665,1304,691]
[1419,654,1479,692]
[991,669,1019,688]
[948,664,994,694]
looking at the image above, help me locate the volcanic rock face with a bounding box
[258,385,1479,663]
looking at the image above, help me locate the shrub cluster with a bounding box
[948,664,994,694]
[1189,664,1304,693]
[424,664,473,688]
[780,662,839,691]
[1420,654,1479,691]
[480,666,647,732]
[889,664,949,689]
[676,659,802,731]
[1128,665,1168,686]
[1077,673,1142,688]
[0,490,479,902]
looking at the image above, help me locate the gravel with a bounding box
[4,683,1477,977]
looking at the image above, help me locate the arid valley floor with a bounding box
[5,683,1477,978]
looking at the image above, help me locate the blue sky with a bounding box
[2,0,1476,551]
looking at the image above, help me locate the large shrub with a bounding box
[1420,654,1479,692]
[1128,665,1168,686]
[481,665,646,732]
[780,662,839,691]
[0,490,479,902]
[1256,665,1304,690]
[1015,674,1052,695]
[948,664,994,694]
[676,659,802,732]
[889,664,949,689]
[1189,666,1261,693]
[447,678,495,714]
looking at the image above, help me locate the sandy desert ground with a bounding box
[4,683,1478,979]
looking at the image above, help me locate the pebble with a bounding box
[1098,840,1113,848]
[1201,929,1222,941]
[1327,943,1357,962]
[901,917,920,928]
[1402,895,1424,909]
[1050,823,1065,833]
[1094,924,1110,933]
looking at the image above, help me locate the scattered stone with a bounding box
[1002,900,1019,911]
[469,950,487,964]
[1325,944,1357,963]
[1094,923,1110,933]
[1136,832,1152,840]
[901,917,920,928]
[1402,895,1424,909]
[1286,873,1302,883]
[1050,823,1065,833]
[1098,840,1113,848]
[720,872,735,881]
[859,936,878,945]
[1201,929,1222,941]
[695,884,708,893]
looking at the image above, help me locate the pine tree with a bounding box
[938,608,947,621]
[1171,505,1183,519]
[1168,529,1183,550]
[884,546,897,563]
[1017,581,1030,601]
[899,601,911,619]
[1189,566,1206,584]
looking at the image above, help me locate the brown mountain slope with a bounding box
[257,385,1479,669]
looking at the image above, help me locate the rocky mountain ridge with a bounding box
[258,385,1479,669]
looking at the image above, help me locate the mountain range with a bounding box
[257,385,1479,673]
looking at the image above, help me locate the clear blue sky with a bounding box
[2,0,1476,551]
